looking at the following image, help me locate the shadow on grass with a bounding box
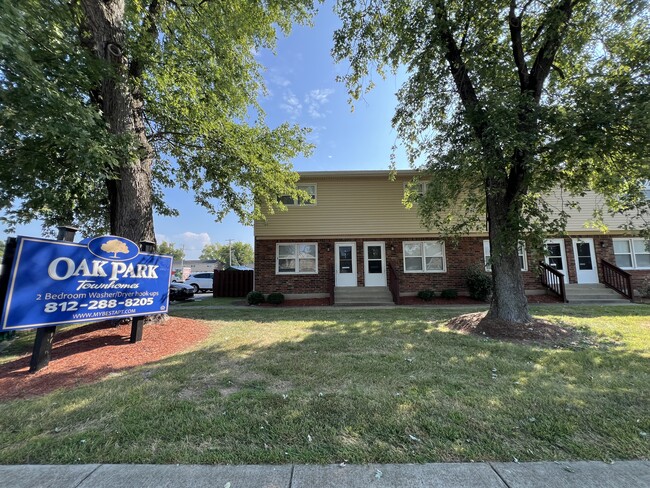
[0,305,648,465]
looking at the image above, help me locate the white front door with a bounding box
[544,239,569,283]
[572,238,599,283]
[364,241,386,287]
[335,242,357,287]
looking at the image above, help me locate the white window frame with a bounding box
[483,240,528,272]
[403,181,428,198]
[279,184,317,206]
[613,238,650,270]
[402,241,446,273]
[275,243,318,275]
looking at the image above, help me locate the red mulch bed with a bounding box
[257,298,331,307]
[447,311,576,344]
[400,296,486,306]
[399,294,561,306]
[0,318,210,401]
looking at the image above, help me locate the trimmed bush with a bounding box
[246,291,265,305]
[639,277,650,298]
[465,263,492,301]
[440,288,458,299]
[417,289,435,301]
[266,292,285,305]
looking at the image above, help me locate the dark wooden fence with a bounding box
[213,269,254,297]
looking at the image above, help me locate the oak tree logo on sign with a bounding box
[101,239,130,258]
[88,236,139,261]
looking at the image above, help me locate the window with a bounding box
[279,184,316,205]
[403,181,427,198]
[403,241,446,273]
[276,243,318,274]
[613,238,650,269]
[483,240,528,272]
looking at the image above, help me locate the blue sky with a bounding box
[4,6,408,260]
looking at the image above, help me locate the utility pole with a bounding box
[226,239,234,267]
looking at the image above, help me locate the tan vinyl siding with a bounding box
[542,189,635,233]
[255,174,437,238]
[254,172,643,239]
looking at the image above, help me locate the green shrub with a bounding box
[639,277,650,298]
[266,292,285,305]
[246,291,265,305]
[417,289,435,301]
[465,263,492,301]
[440,288,458,299]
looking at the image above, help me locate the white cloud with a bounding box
[280,91,303,119]
[305,88,334,119]
[180,232,211,254]
[156,232,212,259]
[269,71,291,88]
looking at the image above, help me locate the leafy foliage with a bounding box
[157,241,185,261]
[0,0,122,235]
[334,0,650,322]
[440,289,458,299]
[334,1,649,236]
[417,289,435,301]
[0,0,317,235]
[200,242,254,266]
[266,292,285,305]
[638,277,650,299]
[246,291,265,305]
[465,264,492,302]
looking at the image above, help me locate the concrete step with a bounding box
[334,286,394,306]
[563,283,630,303]
[566,293,626,300]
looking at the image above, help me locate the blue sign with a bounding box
[1,236,173,331]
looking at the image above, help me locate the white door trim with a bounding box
[363,241,386,287]
[335,242,357,287]
[572,238,599,283]
[544,239,569,284]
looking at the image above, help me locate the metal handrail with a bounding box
[539,261,567,302]
[601,260,633,300]
[387,263,401,305]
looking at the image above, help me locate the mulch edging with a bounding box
[0,318,210,401]
[447,311,576,343]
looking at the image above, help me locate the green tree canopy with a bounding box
[200,242,253,266]
[334,0,650,323]
[157,241,185,261]
[0,0,316,240]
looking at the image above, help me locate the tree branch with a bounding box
[509,1,529,89]
[433,1,482,134]
[129,0,161,79]
[528,0,574,100]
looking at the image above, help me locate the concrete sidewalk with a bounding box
[1,461,649,488]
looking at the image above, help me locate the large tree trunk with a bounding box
[485,191,531,323]
[81,0,156,244]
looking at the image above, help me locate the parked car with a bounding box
[185,272,214,293]
[169,282,195,301]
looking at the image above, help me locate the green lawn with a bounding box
[0,305,649,464]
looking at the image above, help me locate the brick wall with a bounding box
[596,236,650,294]
[255,238,334,294]
[255,235,650,297]
[386,237,543,294]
